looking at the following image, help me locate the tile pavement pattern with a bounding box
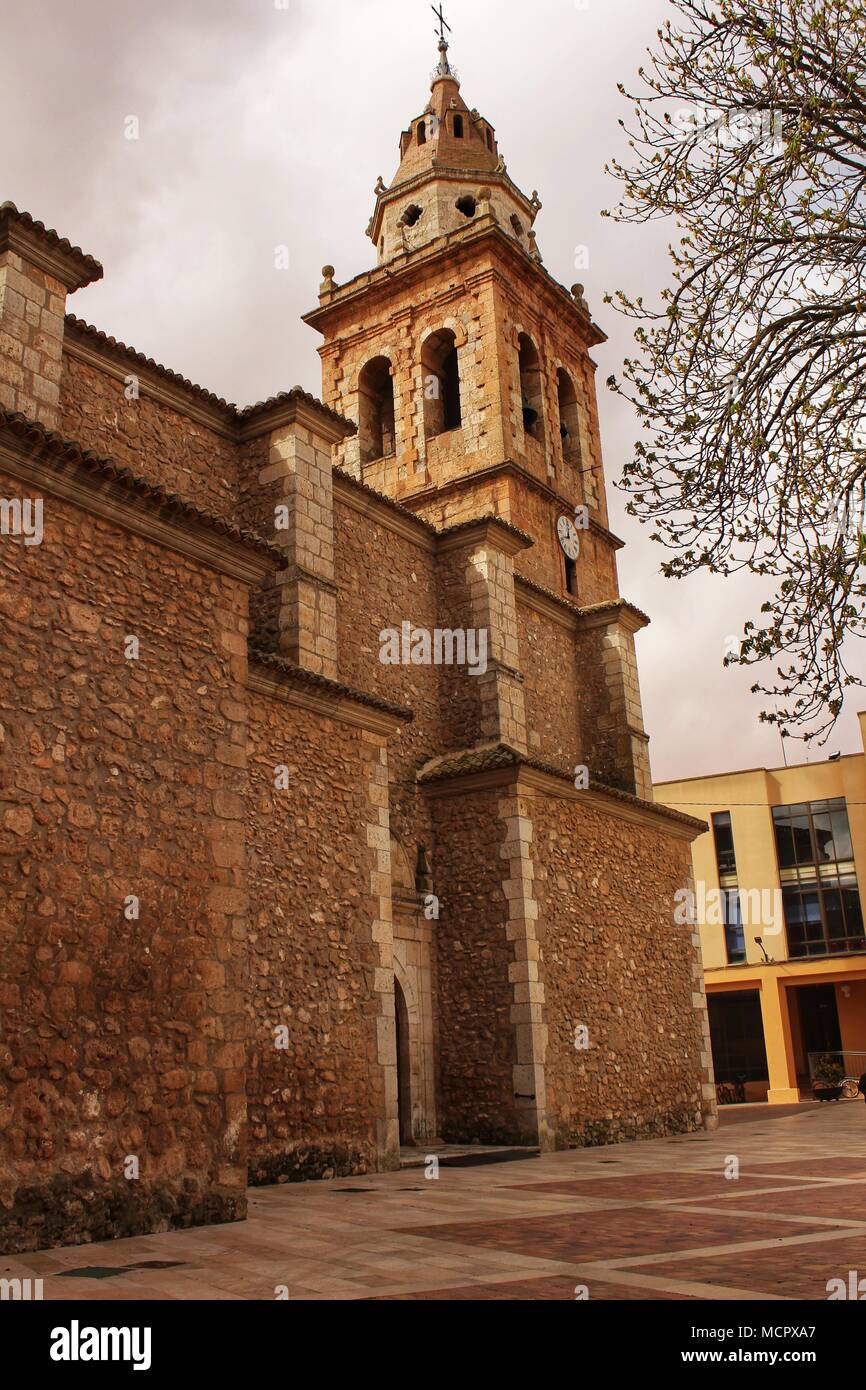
[3,1103,865,1301]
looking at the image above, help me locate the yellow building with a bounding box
[656,715,866,1104]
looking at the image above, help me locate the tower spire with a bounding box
[430,4,457,85]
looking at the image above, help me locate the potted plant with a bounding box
[813,1055,844,1101]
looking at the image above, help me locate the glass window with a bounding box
[791,811,813,865]
[841,880,864,946]
[712,811,737,878]
[723,889,745,964]
[823,888,846,941]
[773,797,863,957]
[830,809,853,861]
[812,810,835,862]
[773,816,797,869]
[773,798,854,869]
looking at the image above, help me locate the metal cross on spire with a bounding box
[431,4,451,44]
[430,2,458,83]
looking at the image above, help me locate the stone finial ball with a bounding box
[322,265,336,279]
[477,186,492,201]
[572,283,585,297]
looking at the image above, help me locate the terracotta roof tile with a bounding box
[65,316,235,411]
[416,741,706,830]
[65,316,354,434]
[0,410,280,560]
[237,389,354,434]
[577,597,651,628]
[439,513,533,547]
[333,466,439,533]
[249,646,413,721]
[515,573,582,613]
[0,202,103,289]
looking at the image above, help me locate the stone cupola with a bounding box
[367,37,543,267]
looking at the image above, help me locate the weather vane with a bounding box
[431,3,451,44]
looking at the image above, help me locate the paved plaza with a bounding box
[5,1102,866,1301]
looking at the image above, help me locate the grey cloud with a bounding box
[2,0,860,777]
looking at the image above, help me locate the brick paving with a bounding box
[3,1102,865,1301]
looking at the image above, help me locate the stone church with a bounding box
[0,35,715,1253]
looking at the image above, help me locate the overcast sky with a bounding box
[2,0,862,783]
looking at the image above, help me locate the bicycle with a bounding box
[715,1077,747,1105]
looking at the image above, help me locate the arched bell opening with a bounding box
[518,333,546,448]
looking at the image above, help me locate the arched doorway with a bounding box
[394,977,413,1145]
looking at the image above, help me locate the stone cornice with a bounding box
[333,473,535,560]
[417,742,706,839]
[333,468,437,552]
[283,561,340,597]
[63,329,238,439]
[400,460,626,553]
[248,653,412,737]
[237,394,354,446]
[0,203,103,291]
[436,515,532,558]
[515,575,580,631]
[0,412,278,585]
[63,317,354,445]
[304,221,606,349]
[368,167,536,244]
[575,598,651,635]
[518,765,706,840]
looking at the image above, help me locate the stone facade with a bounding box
[0,41,714,1257]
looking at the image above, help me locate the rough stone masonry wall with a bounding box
[529,791,710,1148]
[245,690,394,1181]
[0,473,250,1253]
[59,353,239,522]
[432,544,487,754]
[333,494,442,859]
[517,604,581,773]
[235,434,278,647]
[429,787,519,1143]
[573,623,630,793]
[0,253,66,430]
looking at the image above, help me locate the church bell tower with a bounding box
[303,21,652,801]
[305,28,622,586]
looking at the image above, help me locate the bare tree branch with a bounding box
[606,0,866,740]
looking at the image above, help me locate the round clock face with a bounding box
[557,514,581,560]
